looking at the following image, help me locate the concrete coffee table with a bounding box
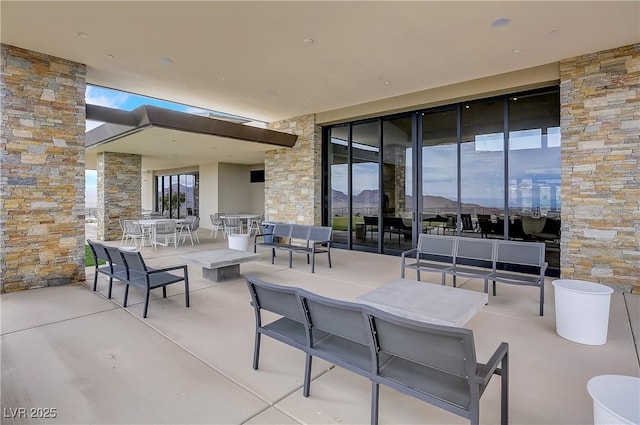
[356,278,488,327]
[183,248,260,282]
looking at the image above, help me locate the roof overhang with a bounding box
[85,105,298,170]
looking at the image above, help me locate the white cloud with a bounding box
[86,86,130,109]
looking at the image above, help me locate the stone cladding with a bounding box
[96,152,142,241]
[0,44,86,293]
[560,44,640,293]
[265,114,321,225]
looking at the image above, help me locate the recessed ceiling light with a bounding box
[491,18,510,28]
[303,38,314,44]
[218,76,226,81]
[384,81,391,85]
[465,105,470,109]
[105,53,114,59]
[77,32,89,38]
[512,49,521,54]
[549,29,559,35]
[160,57,174,65]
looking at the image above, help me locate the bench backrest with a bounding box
[363,216,378,226]
[300,291,370,346]
[494,240,545,268]
[120,250,151,278]
[368,307,477,378]
[87,239,109,265]
[308,226,332,243]
[417,234,456,258]
[245,275,306,323]
[103,245,127,273]
[271,223,293,239]
[454,237,495,266]
[290,224,311,241]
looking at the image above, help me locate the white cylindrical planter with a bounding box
[228,233,250,251]
[552,279,613,345]
[587,375,640,425]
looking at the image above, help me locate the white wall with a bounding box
[141,170,154,211]
[199,162,220,227]
[218,162,264,214]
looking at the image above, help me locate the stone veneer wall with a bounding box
[96,152,142,241]
[265,114,321,224]
[0,44,86,293]
[560,43,640,293]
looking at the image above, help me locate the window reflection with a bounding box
[155,173,199,218]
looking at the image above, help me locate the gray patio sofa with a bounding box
[253,223,332,273]
[245,275,509,425]
[401,234,547,315]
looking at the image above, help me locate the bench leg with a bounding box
[184,274,190,308]
[327,248,332,268]
[303,354,312,397]
[143,288,150,318]
[252,332,261,370]
[501,350,509,425]
[371,381,379,425]
[107,278,114,299]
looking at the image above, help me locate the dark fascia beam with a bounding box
[86,104,298,148]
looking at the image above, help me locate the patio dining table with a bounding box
[136,218,188,247]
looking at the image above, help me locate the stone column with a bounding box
[560,43,640,293]
[96,152,142,241]
[265,114,321,224]
[0,44,86,293]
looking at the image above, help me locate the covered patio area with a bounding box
[2,226,638,424]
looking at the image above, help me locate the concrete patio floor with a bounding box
[1,226,639,424]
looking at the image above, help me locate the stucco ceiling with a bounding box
[2,1,639,169]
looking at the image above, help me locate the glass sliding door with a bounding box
[381,116,413,252]
[508,90,561,269]
[327,126,349,245]
[322,87,561,275]
[352,121,380,250]
[155,172,199,218]
[420,109,458,236]
[460,99,505,239]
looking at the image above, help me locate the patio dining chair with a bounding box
[224,216,243,235]
[122,220,146,248]
[209,213,226,239]
[249,215,263,236]
[180,215,200,245]
[154,219,178,249]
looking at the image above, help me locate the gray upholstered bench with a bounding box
[183,248,260,282]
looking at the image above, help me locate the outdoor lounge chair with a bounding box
[118,249,190,318]
[101,244,130,300]
[245,275,314,372]
[87,239,127,299]
[367,307,509,425]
